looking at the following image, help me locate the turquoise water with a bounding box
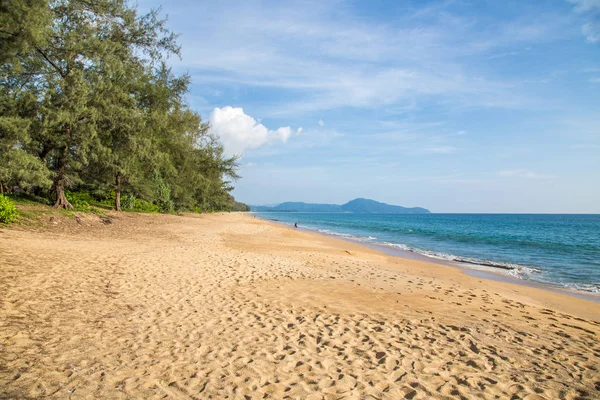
[256,213,600,294]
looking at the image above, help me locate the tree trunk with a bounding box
[39,144,51,168]
[54,183,71,209]
[53,125,73,209]
[115,173,121,211]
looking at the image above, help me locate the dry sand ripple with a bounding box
[1,212,599,399]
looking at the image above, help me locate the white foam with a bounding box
[281,220,599,295]
[382,242,541,275]
[561,282,600,294]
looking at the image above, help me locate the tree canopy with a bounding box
[1,0,243,212]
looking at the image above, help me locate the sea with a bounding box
[255,212,600,295]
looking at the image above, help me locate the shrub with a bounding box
[120,194,136,210]
[101,189,116,207]
[153,171,174,213]
[0,194,19,224]
[133,198,160,213]
[65,191,93,210]
[156,198,174,213]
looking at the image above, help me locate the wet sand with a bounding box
[1,212,599,399]
[299,227,600,305]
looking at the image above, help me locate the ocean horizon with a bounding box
[255,212,600,295]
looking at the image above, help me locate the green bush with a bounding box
[133,198,160,213]
[153,171,174,213]
[63,190,164,213]
[0,194,19,224]
[120,194,136,210]
[101,189,116,207]
[65,191,93,210]
[156,199,174,213]
[97,190,129,210]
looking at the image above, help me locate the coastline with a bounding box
[1,212,599,399]
[254,213,600,304]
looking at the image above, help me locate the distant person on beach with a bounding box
[294,222,298,228]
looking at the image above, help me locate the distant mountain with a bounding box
[341,198,429,214]
[250,198,430,214]
[270,202,342,212]
[251,202,339,212]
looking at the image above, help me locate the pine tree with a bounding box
[1,1,244,212]
[87,58,149,211]
[3,0,178,208]
[0,0,52,193]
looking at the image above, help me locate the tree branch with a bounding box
[35,48,65,78]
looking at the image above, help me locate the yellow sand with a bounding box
[1,212,599,399]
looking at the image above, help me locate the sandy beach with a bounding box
[1,212,599,399]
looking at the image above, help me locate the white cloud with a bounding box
[568,0,600,42]
[582,22,600,43]
[568,0,600,12]
[497,169,549,179]
[172,1,571,118]
[318,119,324,127]
[209,106,299,156]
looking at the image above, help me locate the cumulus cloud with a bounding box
[318,119,324,127]
[209,106,300,156]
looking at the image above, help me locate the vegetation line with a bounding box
[1,0,249,215]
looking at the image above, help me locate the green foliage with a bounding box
[5,192,50,206]
[102,190,117,207]
[231,201,251,212]
[0,194,19,224]
[65,191,94,205]
[1,0,244,213]
[132,198,160,213]
[120,194,136,210]
[0,87,52,191]
[152,171,174,213]
[65,191,92,211]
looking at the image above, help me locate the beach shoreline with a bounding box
[1,212,599,399]
[254,213,600,304]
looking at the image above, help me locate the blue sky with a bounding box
[140,0,599,213]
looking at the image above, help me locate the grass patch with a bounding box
[6,193,51,206]
[12,208,48,226]
[89,206,108,218]
[89,202,113,211]
[16,210,40,220]
[58,209,76,218]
